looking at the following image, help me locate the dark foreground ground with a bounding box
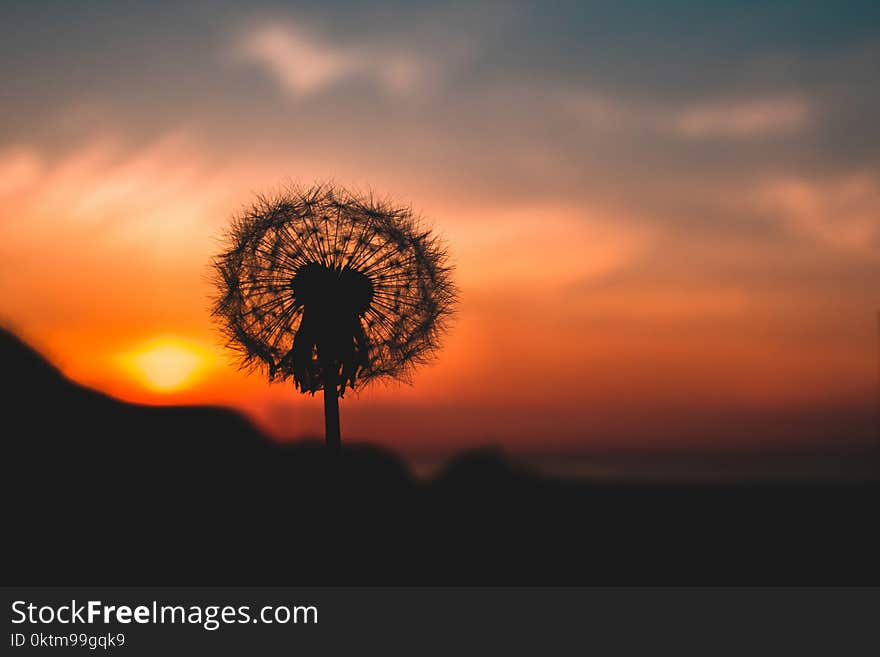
[2,327,878,584]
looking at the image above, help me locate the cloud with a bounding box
[0,146,41,196]
[565,89,812,140]
[238,25,360,96]
[760,174,880,253]
[0,134,237,261]
[673,96,810,139]
[446,203,652,291]
[237,23,440,98]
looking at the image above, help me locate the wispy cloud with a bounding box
[673,96,810,139]
[0,134,234,258]
[0,146,41,196]
[760,174,880,253]
[237,23,451,98]
[565,89,812,140]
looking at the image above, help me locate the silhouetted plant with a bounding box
[212,183,456,449]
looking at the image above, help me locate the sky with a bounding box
[1,1,879,459]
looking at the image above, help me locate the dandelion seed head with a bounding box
[211,183,457,395]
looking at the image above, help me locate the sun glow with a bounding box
[118,337,212,393]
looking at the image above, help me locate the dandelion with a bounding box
[211,183,456,449]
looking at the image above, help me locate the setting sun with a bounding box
[118,338,211,393]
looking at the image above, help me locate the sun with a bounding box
[118,337,211,393]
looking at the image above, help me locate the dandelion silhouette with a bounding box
[212,184,456,449]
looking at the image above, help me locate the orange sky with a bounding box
[1,2,879,455]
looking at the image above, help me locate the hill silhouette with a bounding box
[2,327,878,584]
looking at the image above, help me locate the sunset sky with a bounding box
[2,1,879,457]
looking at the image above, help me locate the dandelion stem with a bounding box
[322,364,341,451]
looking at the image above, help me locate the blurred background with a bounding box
[1,1,878,479]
